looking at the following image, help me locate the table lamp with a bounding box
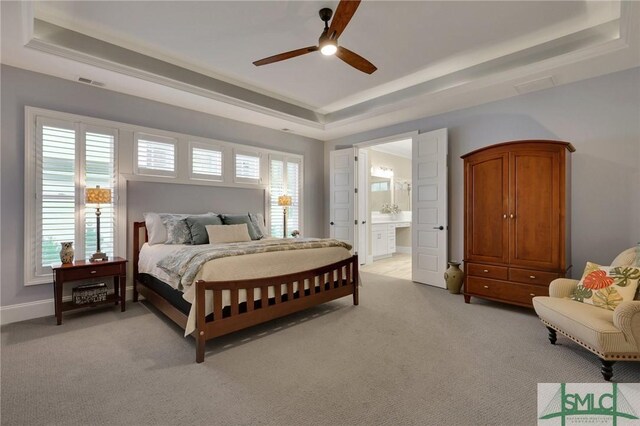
[86,185,111,262]
[277,195,292,238]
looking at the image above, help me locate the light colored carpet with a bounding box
[2,272,638,425]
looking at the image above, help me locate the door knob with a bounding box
[362,221,366,224]
[330,222,334,225]
[433,226,444,230]
[509,214,515,219]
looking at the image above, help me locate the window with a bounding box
[234,150,261,184]
[190,142,223,181]
[371,181,390,192]
[269,155,302,237]
[28,117,118,283]
[135,133,176,177]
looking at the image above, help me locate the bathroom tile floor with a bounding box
[361,253,412,280]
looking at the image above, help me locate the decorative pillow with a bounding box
[248,212,267,239]
[184,214,223,245]
[572,262,640,310]
[206,224,252,244]
[221,214,260,240]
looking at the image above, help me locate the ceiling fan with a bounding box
[253,0,377,74]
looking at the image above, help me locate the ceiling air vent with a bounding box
[78,77,105,87]
[514,76,556,95]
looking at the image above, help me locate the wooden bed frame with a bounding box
[132,221,359,363]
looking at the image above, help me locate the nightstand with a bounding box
[51,257,127,325]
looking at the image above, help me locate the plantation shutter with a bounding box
[191,144,223,181]
[286,160,300,235]
[84,127,116,260]
[38,119,77,273]
[136,133,176,176]
[269,156,302,238]
[235,151,261,184]
[270,159,285,237]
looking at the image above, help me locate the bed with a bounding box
[132,221,359,363]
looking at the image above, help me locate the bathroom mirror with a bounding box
[394,180,411,211]
[370,176,392,211]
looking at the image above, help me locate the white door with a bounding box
[357,149,368,265]
[412,128,448,287]
[329,148,355,249]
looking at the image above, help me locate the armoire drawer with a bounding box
[509,268,559,286]
[466,263,508,280]
[465,277,549,306]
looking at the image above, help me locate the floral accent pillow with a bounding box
[572,262,640,310]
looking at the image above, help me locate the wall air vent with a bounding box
[78,77,105,87]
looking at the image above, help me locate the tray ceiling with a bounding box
[1,1,638,140]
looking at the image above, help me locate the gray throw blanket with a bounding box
[157,238,352,290]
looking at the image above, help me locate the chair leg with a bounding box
[546,327,557,345]
[600,359,615,382]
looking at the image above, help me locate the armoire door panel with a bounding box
[509,151,560,269]
[465,154,509,263]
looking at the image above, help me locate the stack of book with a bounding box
[72,282,108,305]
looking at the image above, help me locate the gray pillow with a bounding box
[221,214,260,240]
[160,213,192,244]
[184,214,223,245]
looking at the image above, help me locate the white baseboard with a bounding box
[396,246,412,254]
[1,286,136,326]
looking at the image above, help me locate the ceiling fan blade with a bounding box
[336,46,377,74]
[327,0,361,40]
[253,46,319,66]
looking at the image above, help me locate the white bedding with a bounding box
[138,242,352,335]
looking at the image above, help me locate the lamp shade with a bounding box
[86,186,111,204]
[278,195,292,207]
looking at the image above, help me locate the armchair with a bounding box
[532,247,640,381]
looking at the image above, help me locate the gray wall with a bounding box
[325,67,640,278]
[0,64,324,307]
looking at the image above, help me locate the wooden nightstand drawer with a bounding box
[466,263,508,280]
[62,263,124,282]
[509,268,558,286]
[466,277,548,306]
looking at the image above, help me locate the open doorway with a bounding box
[357,138,413,280]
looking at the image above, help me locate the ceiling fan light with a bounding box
[320,43,337,56]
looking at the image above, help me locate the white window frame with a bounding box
[189,141,224,182]
[25,109,122,285]
[134,132,178,178]
[233,149,263,185]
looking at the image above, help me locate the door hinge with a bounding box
[355,188,358,194]
[355,220,358,225]
[355,156,358,162]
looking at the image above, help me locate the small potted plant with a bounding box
[291,230,300,238]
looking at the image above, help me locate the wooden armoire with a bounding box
[462,140,574,308]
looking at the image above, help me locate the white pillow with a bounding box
[206,224,252,244]
[143,212,167,245]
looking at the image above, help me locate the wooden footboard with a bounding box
[132,221,359,363]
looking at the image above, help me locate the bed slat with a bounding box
[230,289,239,316]
[274,282,281,304]
[287,281,294,301]
[261,286,268,309]
[213,289,222,320]
[246,288,254,312]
